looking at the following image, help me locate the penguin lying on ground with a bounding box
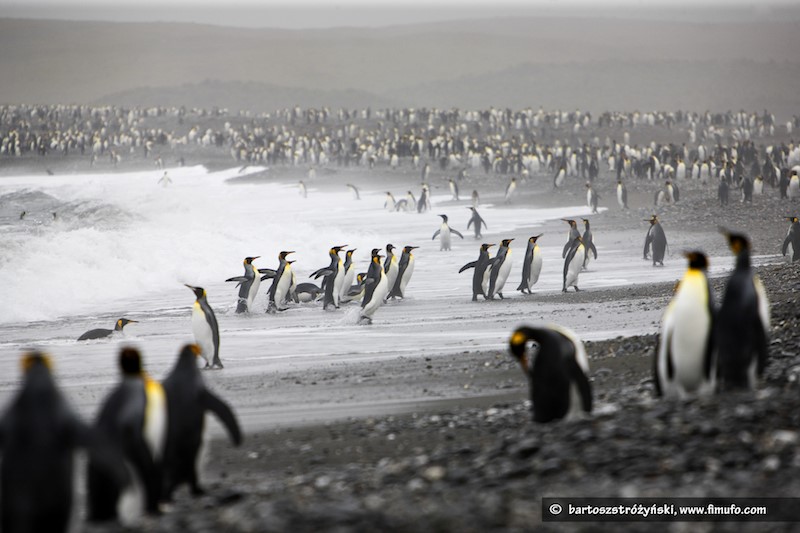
[186,285,223,369]
[88,348,166,521]
[716,231,770,391]
[294,282,323,303]
[78,318,138,341]
[654,251,716,399]
[161,344,242,500]
[0,352,128,533]
[508,325,592,423]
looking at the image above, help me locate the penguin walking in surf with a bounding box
[225,256,261,313]
[383,244,399,299]
[644,215,668,266]
[267,251,295,313]
[616,179,628,209]
[78,318,138,341]
[508,325,592,423]
[342,273,366,304]
[339,249,358,303]
[87,348,167,521]
[654,251,716,399]
[716,231,770,391]
[312,246,347,310]
[517,234,543,295]
[466,206,487,239]
[487,238,514,299]
[581,218,598,269]
[563,236,586,292]
[459,243,496,301]
[783,216,799,262]
[360,252,389,325]
[294,282,323,303]
[185,285,223,369]
[432,214,464,251]
[388,246,418,300]
[1,352,128,532]
[561,219,580,258]
[161,344,242,500]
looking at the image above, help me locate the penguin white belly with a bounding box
[274,268,293,310]
[586,189,592,208]
[754,275,771,332]
[386,260,399,290]
[555,171,565,187]
[789,177,800,199]
[143,378,167,462]
[340,267,355,301]
[530,248,542,285]
[440,226,452,251]
[246,276,261,310]
[481,265,491,294]
[363,274,388,318]
[332,264,345,306]
[191,304,214,365]
[564,246,585,289]
[753,180,763,195]
[616,186,624,207]
[495,251,513,293]
[660,276,713,397]
[399,256,415,295]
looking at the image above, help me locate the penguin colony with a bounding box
[2,103,796,528]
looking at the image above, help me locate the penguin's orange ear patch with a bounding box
[510,331,527,347]
[22,352,51,372]
[190,344,202,357]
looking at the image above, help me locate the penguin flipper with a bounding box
[589,242,598,259]
[202,390,242,446]
[562,240,572,259]
[432,229,441,240]
[225,276,248,283]
[451,228,464,239]
[459,261,477,273]
[467,218,473,229]
[258,269,277,281]
[312,268,334,279]
[783,234,791,256]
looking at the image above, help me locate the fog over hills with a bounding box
[1,15,798,116]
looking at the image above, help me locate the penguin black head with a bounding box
[645,215,659,225]
[119,347,142,375]
[501,238,514,247]
[244,256,260,264]
[683,251,708,271]
[561,219,576,227]
[279,251,295,260]
[719,229,750,255]
[21,351,52,373]
[530,234,543,243]
[386,244,395,253]
[438,214,448,222]
[581,218,590,227]
[403,245,419,253]
[185,284,205,299]
[331,245,346,254]
[347,248,356,256]
[371,248,380,257]
[787,216,798,223]
[115,318,137,331]
[179,343,202,362]
[585,182,591,188]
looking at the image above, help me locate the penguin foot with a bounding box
[498,293,504,299]
[358,316,372,325]
[562,287,567,293]
[574,286,580,292]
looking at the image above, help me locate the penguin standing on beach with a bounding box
[504,177,517,203]
[718,178,730,207]
[267,251,295,313]
[417,184,430,213]
[161,344,242,500]
[517,234,543,295]
[225,256,261,313]
[88,348,167,520]
[654,251,716,398]
[312,246,347,310]
[339,249,357,302]
[466,206,487,239]
[488,238,514,299]
[553,163,567,188]
[78,318,138,341]
[563,236,586,292]
[0,353,127,533]
[360,252,389,324]
[384,192,396,211]
[298,181,307,198]
[716,231,770,391]
[459,243,496,301]
[783,216,799,261]
[432,214,464,251]
[383,244,399,294]
[388,246,418,300]
[789,170,800,199]
[644,215,668,266]
[449,178,459,201]
[508,325,592,423]
[472,189,480,207]
[581,219,598,269]
[185,285,223,369]
[586,182,599,213]
[616,179,628,209]
[561,219,580,258]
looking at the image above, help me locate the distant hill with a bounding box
[1,17,799,117]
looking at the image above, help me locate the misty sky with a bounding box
[0,0,795,28]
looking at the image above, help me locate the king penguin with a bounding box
[267,251,295,313]
[716,231,770,391]
[384,192,396,211]
[185,285,223,369]
[581,218,598,269]
[88,347,167,521]
[432,214,464,251]
[655,251,716,399]
[644,215,668,266]
[504,177,517,203]
[517,234,543,294]
[459,243,495,301]
[225,256,261,313]
[339,248,357,303]
[312,245,348,310]
[388,245,418,299]
[616,179,628,209]
[347,183,360,200]
[782,216,799,262]
[360,253,389,324]
[0,353,127,533]
[383,244,399,295]
[789,170,800,199]
[563,236,586,292]
[561,219,580,258]
[508,325,592,423]
[449,178,459,201]
[161,344,242,500]
[586,182,599,213]
[466,206,487,239]
[488,238,514,299]
[79,318,138,341]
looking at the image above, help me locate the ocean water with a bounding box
[0,165,757,426]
